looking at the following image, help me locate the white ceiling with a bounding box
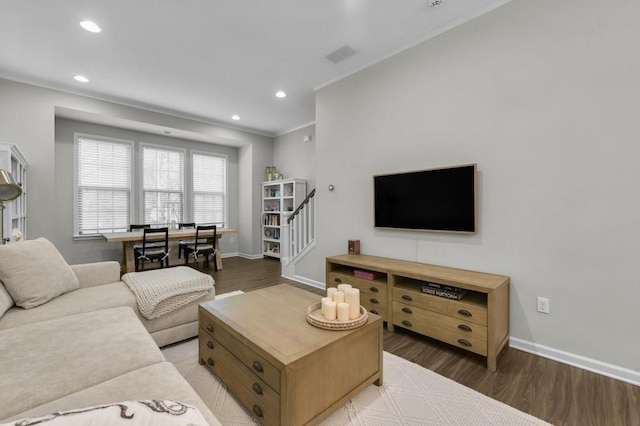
[0,0,509,137]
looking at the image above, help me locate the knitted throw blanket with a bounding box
[122,266,214,319]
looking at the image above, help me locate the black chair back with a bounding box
[194,225,217,252]
[142,227,169,254]
[129,224,151,231]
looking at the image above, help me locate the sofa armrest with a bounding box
[71,261,122,288]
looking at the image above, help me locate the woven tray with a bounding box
[305,303,368,331]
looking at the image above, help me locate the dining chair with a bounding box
[177,222,196,259]
[135,227,170,271]
[183,225,217,271]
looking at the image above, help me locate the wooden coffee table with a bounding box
[199,284,383,425]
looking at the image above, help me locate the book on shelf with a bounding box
[353,269,378,280]
[423,281,461,293]
[421,285,468,300]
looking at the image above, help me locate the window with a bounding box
[75,134,132,236]
[192,152,226,226]
[142,145,184,226]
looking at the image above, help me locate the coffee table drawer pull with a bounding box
[458,324,472,332]
[401,294,412,302]
[207,357,214,366]
[402,307,412,314]
[252,405,263,418]
[370,298,379,304]
[206,324,214,332]
[252,383,263,395]
[252,361,263,373]
[206,340,214,349]
[458,309,472,317]
[402,320,412,327]
[334,277,343,283]
[370,286,379,292]
[458,339,472,347]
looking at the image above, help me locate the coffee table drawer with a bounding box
[199,335,279,423]
[200,308,281,392]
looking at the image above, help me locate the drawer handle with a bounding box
[252,383,263,395]
[402,294,413,302]
[370,286,379,293]
[370,309,379,315]
[402,307,412,314]
[206,324,214,332]
[402,320,412,327]
[458,339,472,347]
[458,309,472,317]
[252,361,263,373]
[206,340,214,349]
[334,277,343,283]
[252,405,263,418]
[207,357,214,366]
[458,324,472,332]
[370,298,379,304]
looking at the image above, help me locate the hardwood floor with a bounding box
[203,256,640,426]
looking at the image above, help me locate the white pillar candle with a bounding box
[333,291,345,304]
[337,283,352,294]
[324,301,337,321]
[337,302,350,322]
[327,287,337,300]
[321,297,331,316]
[345,288,361,319]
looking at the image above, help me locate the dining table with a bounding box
[102,228,238,273]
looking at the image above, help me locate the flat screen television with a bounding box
[373,163,477,233]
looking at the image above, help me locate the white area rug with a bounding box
[163,291,550,425]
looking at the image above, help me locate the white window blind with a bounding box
[192,153,226,226]
[76,135,132,235]
[142,145,184,226]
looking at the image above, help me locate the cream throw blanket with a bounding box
[122,266,214,319]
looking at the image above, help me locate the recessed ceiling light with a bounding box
[73,75,89,83]
[231,115,240,120]
[275,91,287,98]
[80,20,101,33]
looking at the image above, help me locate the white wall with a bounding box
[0,78,273,260]
[298,0,640,376]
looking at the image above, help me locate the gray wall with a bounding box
[273,124,316,190]
[0,78,273,260]
[54,118,239,264]
[292,0,640,376]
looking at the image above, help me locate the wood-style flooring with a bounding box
[200,256,640,426]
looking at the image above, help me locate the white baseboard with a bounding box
[236,252,263,260]
[281,273,325,290]
[509,337,640,387]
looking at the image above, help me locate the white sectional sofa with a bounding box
[0,238,220,425]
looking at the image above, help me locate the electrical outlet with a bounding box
[537,297,550,314]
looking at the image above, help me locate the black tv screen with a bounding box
[374,163,477,233]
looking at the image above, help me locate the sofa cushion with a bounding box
[0,282,136,330]
[1,363,221,426]
[0,307,164,421]
[0,283,13,318]
[0,282,215,337]
[0,399,210,426]
[0,238,79,308]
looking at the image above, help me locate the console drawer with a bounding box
[392,302,488,356]
[392,287,487,326]
[199,335,279,424]
[199,309,281,392]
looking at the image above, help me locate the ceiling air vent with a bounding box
[325,44,358,64]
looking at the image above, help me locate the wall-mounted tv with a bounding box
[374,163,477,233]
